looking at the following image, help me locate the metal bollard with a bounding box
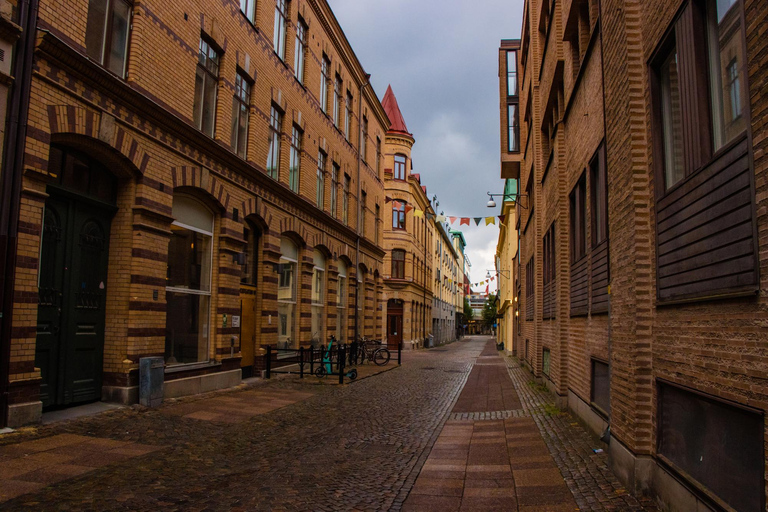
[299,347,304,378]
[309,346,314,375]
[266,345,272,378]
[338,344,345,385]
[398,341,402,366]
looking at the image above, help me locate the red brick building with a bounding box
[0,0,392,427]
[507,0,768,510]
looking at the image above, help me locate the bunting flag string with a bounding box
[382,200,509,229]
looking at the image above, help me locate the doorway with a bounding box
[35,147,117,409]
[386,299,403,350]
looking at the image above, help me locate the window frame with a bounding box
[231,71,251,159]
[391,249,406,280]
[333,75,342,128]
[85,0,133,78]
[289,125,302,193]
[240,0,255,22]
[394,154,406,181]
[569,174,587,263]
[294,17,307,83]
[392,202,406,231]
[266,105,282,180]
[342,174,350,225]
[193,37,220,138]
[273,0,288,60]
[316,150,326,208]
[321,55,330,114]
[345,91,353,141]
[590,143,607,247]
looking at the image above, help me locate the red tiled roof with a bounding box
[382,85,412,136]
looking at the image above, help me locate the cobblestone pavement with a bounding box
[0,338,657,511]
[0,341,481,511]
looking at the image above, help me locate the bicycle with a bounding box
[357,336,391,366]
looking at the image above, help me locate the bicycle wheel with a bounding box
[373,348,391,366]
[348,369,358,380]
[314,366,327,379]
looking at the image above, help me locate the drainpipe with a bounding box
[354,74,371,345]
[0,0,39,427]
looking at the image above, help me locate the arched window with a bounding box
[311,249,326,345]
[278,237,298,350]
[337,259,347,342]
[391,249,406,279]
[166,195,213,365]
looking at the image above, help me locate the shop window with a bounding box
[277,237,297,350]
[337,259,347,342]
[231,72,251,159]
[85,0,132,77]
[311,250,325,345]
[165,196,213,365]
[193,38,220,137]
[657,382,763,512]
[590,359,610,416]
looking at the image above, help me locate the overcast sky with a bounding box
[329,0,523,295]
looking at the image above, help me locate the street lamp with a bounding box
[487,269,511,280]
[486,191,529,209]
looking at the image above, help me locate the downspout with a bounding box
[354,74,370,344]
[0,0,39,427]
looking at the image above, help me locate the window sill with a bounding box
[165,360,219,374]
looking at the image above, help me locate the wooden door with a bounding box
[35,196,112,408]
[387,310,402,350]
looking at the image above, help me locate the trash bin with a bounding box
[497,342,504,351]
[139,357,164,407]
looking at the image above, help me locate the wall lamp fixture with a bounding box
[486,191,529,209]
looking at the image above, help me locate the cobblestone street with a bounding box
[0,337,656,511]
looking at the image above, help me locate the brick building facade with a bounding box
[380,85,434,350]
[506,0,768,510]
[1,0,393,427]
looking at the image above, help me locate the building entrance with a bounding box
[386,299,403,350]
[35,147,116,409]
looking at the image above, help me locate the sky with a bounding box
[328,0,524,295]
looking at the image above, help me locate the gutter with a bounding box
[0,0,38,427]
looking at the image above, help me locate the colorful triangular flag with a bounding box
[498,215,506,223]
[384,196,392,203]
[404,205,413,213]
[414,209,424,218]
[449,216,457,224]
[460,218,470,226]
[474,218,483,226]
[485,217,496,226]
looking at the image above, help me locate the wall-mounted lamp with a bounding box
[487,269,511,280]
[486,191,529,209]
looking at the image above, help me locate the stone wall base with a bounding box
[163,369,242,399]
[102,385,139,405]
[7,401,42,428]
[609,436,717,512]
[567,389,608,439]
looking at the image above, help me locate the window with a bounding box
[333,75,342,128]
[590,359,610,416]
[508,104,519,152]
[241,224,260,286]
[394,154,406,180]
[193,38,220,137]
[337,259,347,341]
[266,106,281,179]
[321,55,330,114]
[391,249,405,279]
[316,151,326,208]
[590,144,607,246]
[361,190,367,237]
[657,382,763,512]
[311,250,326,345]
[85,0,132,77]
[345,92,353,140]
[376,137,382,177]
[706,0,746,150]
[289,126,301,193]
[294,18,306,83]
[525,257,534,321]
[506,50,517,96]
[542,348,550,376]
[361,116,368,162]
[278,237,297,350]
[231,72,251,159]
[569,175,587,262]
[542,223,555,320]
[330,163,339,218]
[375,204,380,242]
[659,47,684,190]
[165,196,213,365]
[343,174,350,224]
[392,202,406,230]
[240,0,255,22]
[273,0,288,60]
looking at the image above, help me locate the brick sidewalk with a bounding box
[402,341,657,511]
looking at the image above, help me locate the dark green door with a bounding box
[36,195,112,408]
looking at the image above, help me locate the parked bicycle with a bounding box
[354,336,391,366]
